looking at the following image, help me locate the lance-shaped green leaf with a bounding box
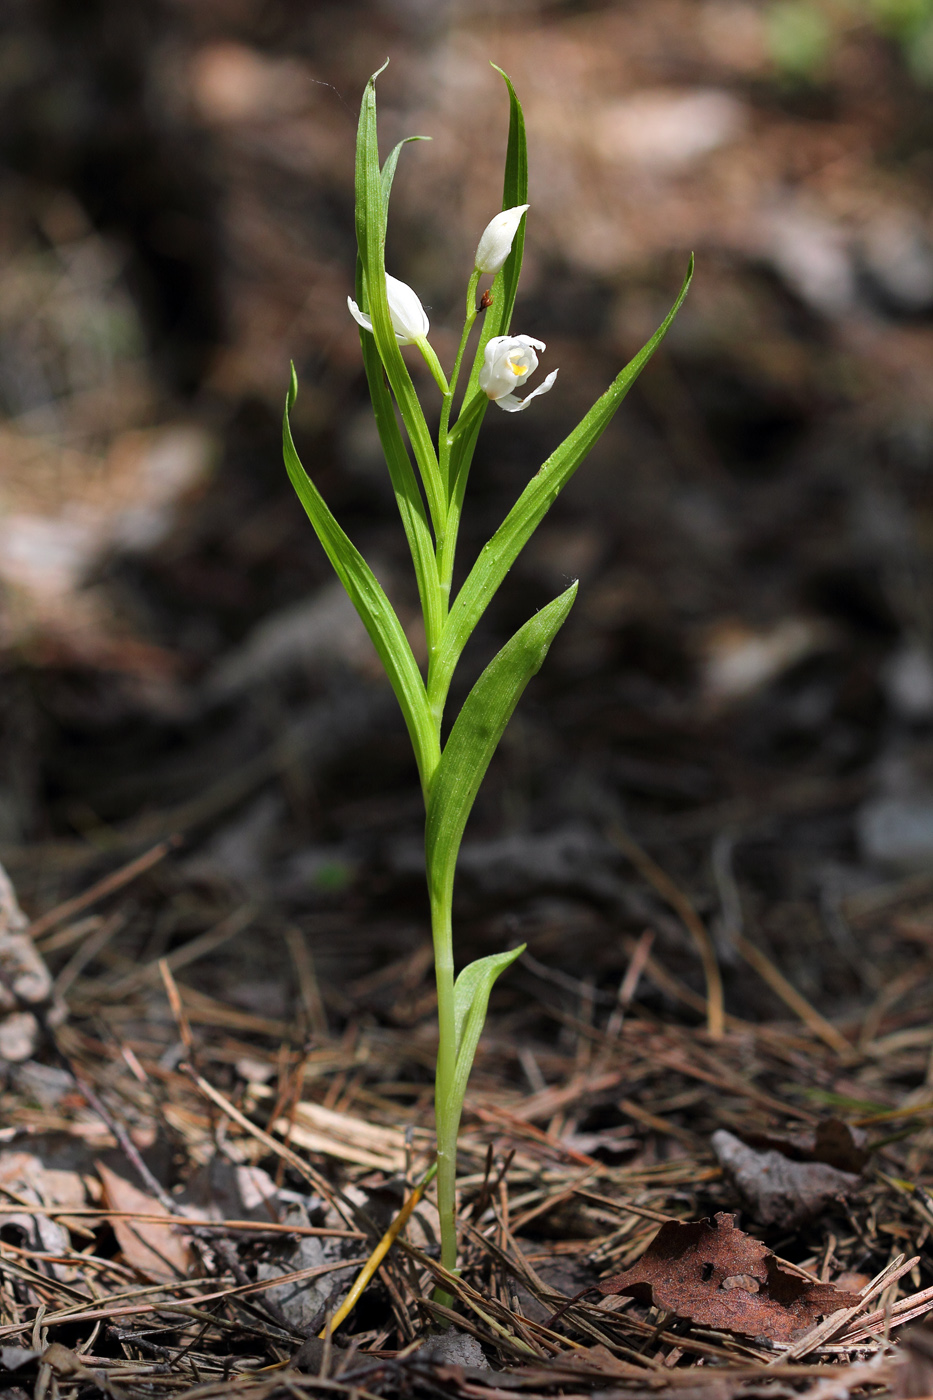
[430,259,693,718]
[284,368,440,792]
[355,67,446,536]
[488,64,527,345]
[467,65,527,376]
[355,270,442,658]
[439,945,525,1129]
[451,66,529,487]
[425,581,578,914]
[353,135,443,655]
[438,66,529,610]
[380,134,430,220]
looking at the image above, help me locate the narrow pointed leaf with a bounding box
[489,64,528,341]
[425,581,578,914]
[355,69,445,533]
[440,67,531,650]
[354,135,442,652]
[453,947,525,1057]
[446,946,525,1121]
[431,259,693,716]
[455,65,529,467]
[381,135,430,219]
[355,262,442,655]
[284,369,439,790]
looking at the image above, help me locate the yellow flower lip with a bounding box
[507,357,525,375]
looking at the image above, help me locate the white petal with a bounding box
[494,368,559,412]
[483,335,511,357]
[347,295,374,334]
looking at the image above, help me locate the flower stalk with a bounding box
[284,60,692,1310]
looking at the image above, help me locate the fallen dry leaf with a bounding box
[741,1117,870,1174]
[0,1149,87,1214]
[711,1128,862,1227]
[0,1149,87,1281]
[597,1212,860,1343]
[96,1162,192,1283]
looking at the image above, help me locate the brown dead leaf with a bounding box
[711,1128,861,1227]
[741,1116,870,1173]
[597,1212,860,1343]
[96,1162,192,1283]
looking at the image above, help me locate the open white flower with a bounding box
[479,334,558,413]
[347,274,429,345]
[474,204,529,276]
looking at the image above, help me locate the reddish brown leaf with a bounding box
[597,1212,859,1343]
[97,1162,192,1283]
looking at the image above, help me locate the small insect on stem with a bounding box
[479,288,493,311]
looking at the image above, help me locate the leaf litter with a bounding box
[0,847,927,1400]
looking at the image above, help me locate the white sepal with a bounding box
[496,368,559,413]
[347,273,430,345]
[474,204,529,276]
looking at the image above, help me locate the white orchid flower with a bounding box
[474,204,529,277]
[478,334,558,413]
[347,273,430,345]
[348,272,448,393]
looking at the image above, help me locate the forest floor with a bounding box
[0,1,933,1396]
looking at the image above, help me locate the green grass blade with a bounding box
[284,368,440,791]
[425,582,578,913]
[430,259,693,717]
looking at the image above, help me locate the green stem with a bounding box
[431,881,459,1306]
[439,272,480,499]
[435,392,486,627]
[416,337,450,397]
[432,273,481,663]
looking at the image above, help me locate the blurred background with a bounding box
[3,0,933,1032]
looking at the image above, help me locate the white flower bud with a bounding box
[474,204,529,276]
[348,273,430,345]
[479,334,558,413]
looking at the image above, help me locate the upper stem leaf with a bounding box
[356,67,446,535]
[425,581,578,916]
[431,258,693,717]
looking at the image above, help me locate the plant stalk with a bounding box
[430,880,459,1307]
